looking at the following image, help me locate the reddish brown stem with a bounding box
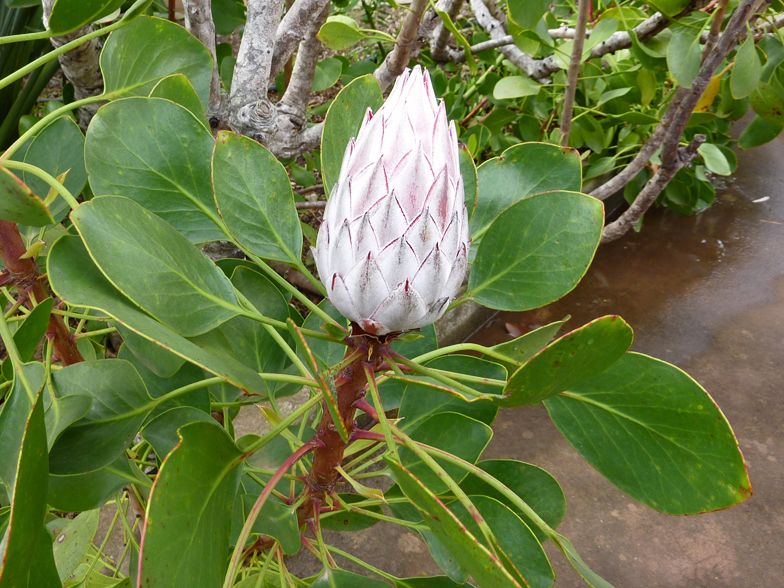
[0,220,83,365]
[297,326,393,524]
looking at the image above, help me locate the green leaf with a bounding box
[471,142,582,242]
[150,74,210,130]
[738,115,783,149]
[240,495,300,554]
[48,454,148,512]
[19,116,87,228]
[545,352,752,514]
[211,0,246,35]
[646,0,690,17]
[552,537,611,588]
[731,33,762,99]
[597,87,631,106]
[317,16,366,51]
[400,412,493,494]
[142,406,215,459]
[397,356,502,428]
[501,316,633,407]
[52,509,100,582]
[321,75,384,196]
[138,421,244,588]
[450,496,554,588]
[487,318,567,371]
[1,297,53,378]
[212,131,302,264]
[310,568,391,588]
[117,345,208,417]
[0,363,53,588]
[101,16,213,106]
[47,0,125,34]
[47,236,266,396]
[468,191,604,311]
[0,166,54,226]
[84,97,223,243]
[71,196,239,337]
[667,31,702,88]
[313,58,343,92]
[49,359,152,475]
[459,459,566,543]
[117,324,185,378]
[386,459,524,588]
[750,62,784,126]
[507,0,549,30]
[44,393,92,450]
[697,143,731,176]
[492,76,542,100]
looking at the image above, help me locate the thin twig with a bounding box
[560,0,592,146]
[183,0,222,110]
[432,0,465,62]
[374,0,431,90]
[295,201,326,210]
[601,0,765,242]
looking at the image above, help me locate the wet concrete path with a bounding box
[467,133,784,587]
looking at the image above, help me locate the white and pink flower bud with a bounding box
[314,66,470,335]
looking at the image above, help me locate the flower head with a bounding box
[314,66,470,335]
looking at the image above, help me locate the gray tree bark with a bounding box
[42,0,103,129]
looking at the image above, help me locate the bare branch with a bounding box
[602,0,766,242]
[560,0,591,146]
[469,0,544,77]
[601,136,705,241]
[374,0,430,90]
[295,200,326,209]
[42,0,103,129]
[228,0,285,137]
[277,3,330,127]
[703,0,730,58]
[467,0,672,79]
[183,0,221,111]
[270,0,332,84]
[432,0,465,62]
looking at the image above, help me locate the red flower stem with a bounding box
[224,440,316,587]
[0,220,83,365]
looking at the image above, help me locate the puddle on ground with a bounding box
[466,133,784,587]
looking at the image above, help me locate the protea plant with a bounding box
[314,66,470,335]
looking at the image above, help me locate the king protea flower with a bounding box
[314,66,470,335]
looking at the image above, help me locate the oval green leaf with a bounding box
[71,196,239,337]
[458,459,566,543]
[468,191,603,311]
[150,74,210,130]
[212,131,302,264]
[501,316,633,407]
[471,142,583,241]
[46,236,266,396]
[84,97,223,243]
[101,16,213,106]
[400,412,493,495]
[139,421,244,588]
[0,166,54,226]
[48,0,125,34]
[544,352,752,514]
[49,360,153,475]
